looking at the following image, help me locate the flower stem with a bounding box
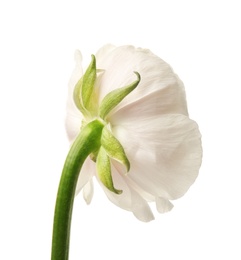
[51,120,104,260]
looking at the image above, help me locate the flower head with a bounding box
[66,44,202,222]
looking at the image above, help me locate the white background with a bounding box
[1,0,240,259]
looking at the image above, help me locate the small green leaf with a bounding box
[99,72,141,120]
[81,55,97,110]
[73,77,89,116]
[96,146,122,194]
[73,55,97,117]
[101,126,130,172]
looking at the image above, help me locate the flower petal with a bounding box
[66,50,84,143]
[83,179,94,205]
[75,158,95,195]
[95,45,188,116]
[96,163,154,222]
[95,44,116,62]
[97,164,132,211]
[130,188,155,222]
[110,75,188,125]
[112,114,202,200]
[156,197,174,213]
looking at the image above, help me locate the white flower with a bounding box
[66,44,202,222]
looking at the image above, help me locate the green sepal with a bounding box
[73,77,88,116]
[99,72,141,120]
[96,146,122,194]
[73,55,97,118]
[82,55,97,109]
[101,126,130,172]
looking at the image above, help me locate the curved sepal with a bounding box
[101,126,130,172]
[73,77,87,115]
[73,55,97,117]
[96,147,122,194]
[81,55,97,109]
[99,72,141,120]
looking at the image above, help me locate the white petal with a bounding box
[95,44,116,62]
[95,45,188,116]
[112,114,202,200]
[75,158,95,195]
[83,179,94,205]
[97,164,132,211]
[130,188,154,222]
[97,163,154,221]
[65,50,83,143]
[110,75,188,125]
[65,112,82,144]
[156,197,174,213]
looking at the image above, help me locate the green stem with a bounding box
[51,119,104,260]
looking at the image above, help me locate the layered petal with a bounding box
[156,197,174,213]
[112,114,202,200]
[95,44,116,62]
[95,45,188,116]
[130,188,154,222]
[110,76,188,125]
[97,163,154,222]
[97,163,132,211]
[75,158,96,196]
[83,179,94,205]
[65,50,84,143]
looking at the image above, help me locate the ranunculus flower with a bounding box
[65,44,202,222]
